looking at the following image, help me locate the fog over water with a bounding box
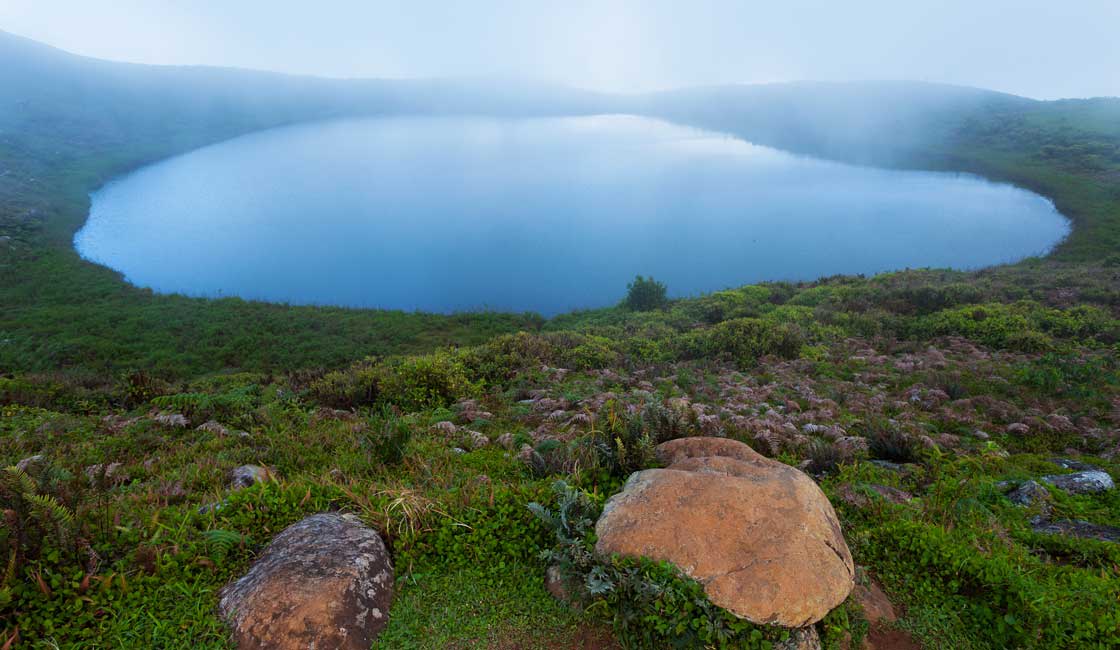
[2,1,1119,99]
[75,116,1070,315]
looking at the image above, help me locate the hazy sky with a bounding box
[2,1,1118,99]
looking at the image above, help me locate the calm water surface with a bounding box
[76,115,1069,315]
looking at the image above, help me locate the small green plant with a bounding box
[864,421,920,464]
[0,465,78,578]
[805,439,847,476]
[359,414,413,466]
[623,276,668,311]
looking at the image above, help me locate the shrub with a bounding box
[307,360,381,408]
[623,276,668,311]
[377,351,473,412]
[686,318,805,368]
[150,384,260,427]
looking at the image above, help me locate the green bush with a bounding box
[623,276,668,312]
[307,360,381,408]
[377,351,474,412]
[684,318,805,368]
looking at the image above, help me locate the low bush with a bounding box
[684,318,805,368]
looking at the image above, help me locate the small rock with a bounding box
[465,430,489,450]
[1049,458,1099,472]
[153,412,189,428]
[852,576,896,624]
[655,436,761,466]
[1031,517,1120,543]
[869,460,913,473]
[15,454,45,472]
[431,421,458,435]
[775,626,822,650]
[1007,480,1052,510]
[545,565,576,605]
[834,436,869,456]
[1006,423,1029,435]
[84,462,127,485]
[219,513,393,649]
[496,432,515,450]
[972,429,990,440]
[834,483,912,509]
[197,420,231,436]
[229,465,274,490]
[1042,471,1114,495]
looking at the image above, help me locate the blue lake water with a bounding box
[75,115,1069,315]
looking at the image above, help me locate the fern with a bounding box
[203,529,247,555]
[3,465,37,499]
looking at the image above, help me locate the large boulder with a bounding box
[219,513,393,650]
[596,437,853,628]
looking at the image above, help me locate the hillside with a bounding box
[1,31,1119,650]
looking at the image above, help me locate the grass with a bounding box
[375,565,610,649]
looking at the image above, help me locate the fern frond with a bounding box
[203,529,247,553]
[3,466,37,499]
[24,493,75,527]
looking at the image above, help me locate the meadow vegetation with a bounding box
[1,33,1120,649]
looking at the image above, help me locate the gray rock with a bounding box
[776,626,822,650]
[464,430,489,450]
[197,420,230,436]
[1007,480,1052,508]
[869,460,916,473]
[152,412,189,428]
[1031,517,1120,543]
[219,513,393,650]
[229,464,273,490]
[1042,470,1114,495]
[1049,458,1099,472]
[84,462,127,485]
[14,454,45,472]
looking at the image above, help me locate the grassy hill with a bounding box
[1,31,1119,650]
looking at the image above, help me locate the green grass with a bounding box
[375,565,605,649]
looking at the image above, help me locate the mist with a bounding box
[2,0,1119,100]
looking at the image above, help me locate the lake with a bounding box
[75,115,1069,315]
